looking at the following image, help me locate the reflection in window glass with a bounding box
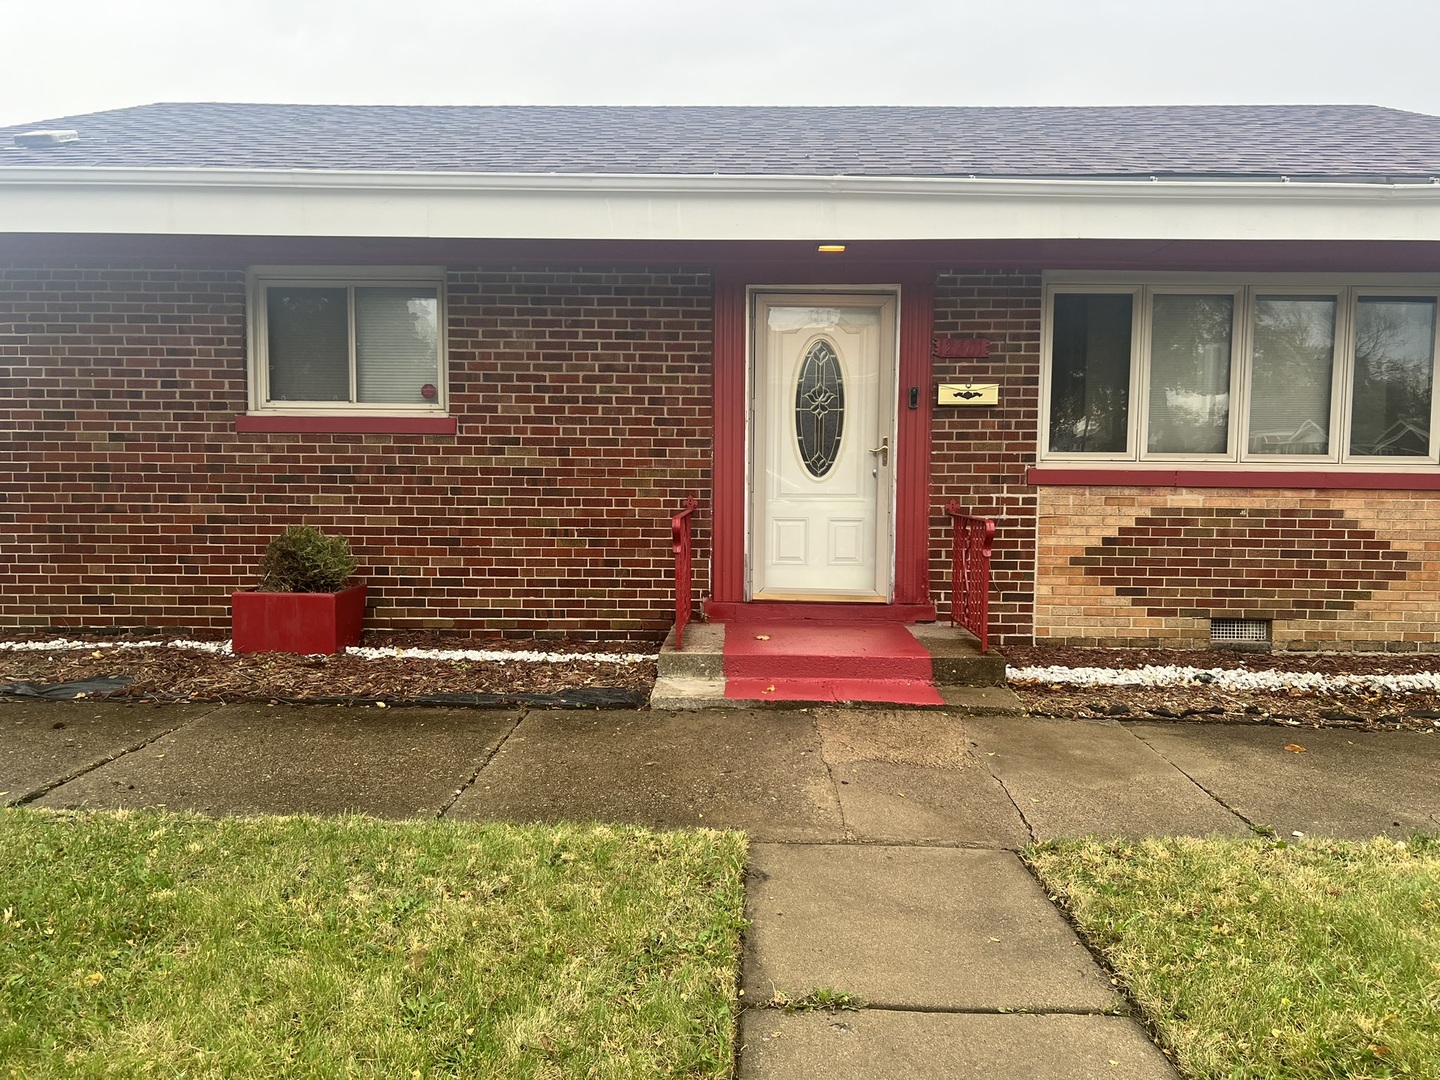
[1349,298,1435,457]
[356,288,440,405]
[267,287,349,401]
[1147,294,1233,453]
[1048,294,1133,453]
[1248,296,1336,455]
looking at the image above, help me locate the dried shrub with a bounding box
[257,526,357,593]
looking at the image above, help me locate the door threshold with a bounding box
[704,600,938,624]
[750,592,887,603]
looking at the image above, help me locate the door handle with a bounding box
[868,437,889,467]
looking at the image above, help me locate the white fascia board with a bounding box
[1,168,1440,242]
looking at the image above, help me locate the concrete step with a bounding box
[653,620,1014,710]
[908,622,1008,687]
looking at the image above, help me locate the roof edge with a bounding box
[2,166,1440,199]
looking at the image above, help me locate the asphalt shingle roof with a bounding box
[3,103,1440,180]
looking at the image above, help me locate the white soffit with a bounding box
[1,169,1440,242]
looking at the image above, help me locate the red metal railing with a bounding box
[671,496,700,649]
[945,500,995,653]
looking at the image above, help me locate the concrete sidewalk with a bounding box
[5,699,1439,1078]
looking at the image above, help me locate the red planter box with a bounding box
[231,582,367,655]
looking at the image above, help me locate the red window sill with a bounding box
[236,415,458,435]
[1028,466,1440,491]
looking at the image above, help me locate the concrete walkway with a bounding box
[5,699,1439,1078]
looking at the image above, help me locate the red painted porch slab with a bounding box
[724,622,934,680]
[722,621,943,704]
[725,676,944,705]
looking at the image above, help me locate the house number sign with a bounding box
[932,337,990,358]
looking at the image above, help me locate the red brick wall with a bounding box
[929,271,1042,646]
[0,264,712,638]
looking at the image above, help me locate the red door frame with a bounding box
[706,263,937,622]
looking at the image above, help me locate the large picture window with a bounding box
[1042,280,1440,466]
[248,268,447,414]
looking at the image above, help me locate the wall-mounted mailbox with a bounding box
[938,383,999,406]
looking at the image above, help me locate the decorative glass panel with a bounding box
[1147,294,1233,453]
[1048,293,1133,453]
[1248,296,1336,455]
[794,338,845,477]
[355,287,440,404]
[266,287,349,401]
[1349,297,1435,457]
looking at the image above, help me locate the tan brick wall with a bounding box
[1037,485,1440,651]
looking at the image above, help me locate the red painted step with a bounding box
[723,622,944,705]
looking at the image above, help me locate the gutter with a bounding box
[1,166,1439,200]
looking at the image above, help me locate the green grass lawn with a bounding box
[0,809,747,1079]
[1029,835,1440,1080]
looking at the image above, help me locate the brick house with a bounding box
[4,103,1440,652]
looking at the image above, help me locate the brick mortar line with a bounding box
[434,707,527,818]
[10,704,223,807]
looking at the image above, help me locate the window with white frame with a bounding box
[248,268,447,414]
[1042,279,1440,465]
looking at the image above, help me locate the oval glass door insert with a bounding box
[795,338,845,477]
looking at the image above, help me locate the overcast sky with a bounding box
[4,0,1439,127]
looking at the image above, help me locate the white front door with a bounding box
[750,292,897,601]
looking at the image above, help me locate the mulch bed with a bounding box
[0,630,658,706]
[1004,645,1440,733]
[5,632,1440,732]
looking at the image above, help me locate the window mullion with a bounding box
[1132,286,1149,461]
[1237,287,1257,461]
[347,285,359,404]
[1336,287,1356,463]
[1226,292,1244,461]
[1325,288,1349,464]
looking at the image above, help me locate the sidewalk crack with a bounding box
[1124,724,1259,832]
[434,707,526,818]
[814,1002,1130,1017]
[974,751,1036,846]
[813,714,849,834]
[11,704,219,807]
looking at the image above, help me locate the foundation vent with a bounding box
[1210,618,1271,646]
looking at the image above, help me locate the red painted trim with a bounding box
[712,280,933,608]
[705,600,938,623]
[711,282,747,603]
[236,415,457,435]
[894,282,934,605]
[1028,466,1440,491]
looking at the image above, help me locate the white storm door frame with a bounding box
[747,288,900,602]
